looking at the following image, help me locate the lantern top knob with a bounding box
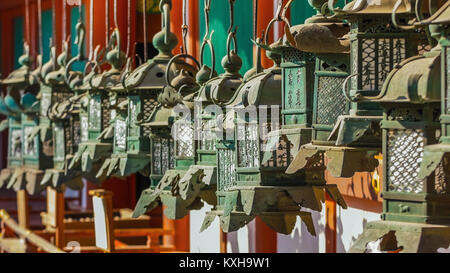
[153,0,178,59]
[221,52,243,76]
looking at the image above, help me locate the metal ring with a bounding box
[415,0,424,22]
[327,0,339,15]
[161,2,171,45]
[226,29,238,64]
[341,73,359,103]
[263,17,290,47]
[64,56,79,85]
[200,32,216,80]
[165,54,201,89]
[392,0,415,30]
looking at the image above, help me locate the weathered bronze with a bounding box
[96,0,197,179]
[287,0,425,178]
[350,0,450,253]
[68,29,127,183]
[133,0,218,220]
[200,1,346,235]
[0,44,35,193]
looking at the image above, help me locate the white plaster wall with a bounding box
[190,203,381,253]
[227,220,255,253]
[336,206,380,253]
[190,204,221,253]
[277,208,326,253]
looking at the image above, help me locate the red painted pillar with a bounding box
[255,217,278,253]
[161,0,193,252]
[29,2,38,63]
[253,0,278,254]
[325,193,337,253]
[256,0,276,69]
[170,0,183,55]
[0,7,18,169]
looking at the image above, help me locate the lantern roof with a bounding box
[377,54,441,104]
[288,23,350,54]
[226,63,282,110]
[145,86,194,129]
[195,75,242,105]
[123,57,197,91]
[78,30,127,91]
[3,45,31,86]
[338,0,415,15]
[79,70,122,91]
[144,104,175,128]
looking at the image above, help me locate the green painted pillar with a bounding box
[70,5,85,72]
[13,17,24,69]
[42,9,53,63]
[199,0,253,75]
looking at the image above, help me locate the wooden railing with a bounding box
[0,210,64,253]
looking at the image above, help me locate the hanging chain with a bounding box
[51,0,55,48]
[106,0,110,46]
[62,0,66,43]
[181,0,188,54]
[226,0,238,63]
[126,0,131,57]
[143,0,148,62]
[89,0,94,59]
[227,0,235,35]
[51,0,56,69]
[114,0,118,28]
[264,0,292,46]
[199,0,215,75]
[25,0,30,46]
[203,0,211,42]
[38,0,43,60]
[78,1,82,23]
[253,0,258,41]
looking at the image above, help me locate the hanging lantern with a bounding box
[0,38,53,195]
[133,81,200,219]
[169,39,243,218]
[287,0,426,178]
[0,44,34,193]
[69,29,127,182]
[134,35,242,220]
[96,0,197,178]
[352,1,450,253]
[200,14,347,235]
[133,0,219,220]
[38,35,88,190]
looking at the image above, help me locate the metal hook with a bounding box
[226,28,239,64]
[65,21,87,85]
[392,0,416,30]
[182,0,189,54]
[264,0,292,47]
[203,0,212,42]
[341,73,359,103]
[200,31,216,78]
[165,54,201,89]
[160,0,173,45]
[227,0,236,35]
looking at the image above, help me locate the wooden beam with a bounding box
[0,210,65,253]
[16,190,30,230]
[46,187,66,249]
